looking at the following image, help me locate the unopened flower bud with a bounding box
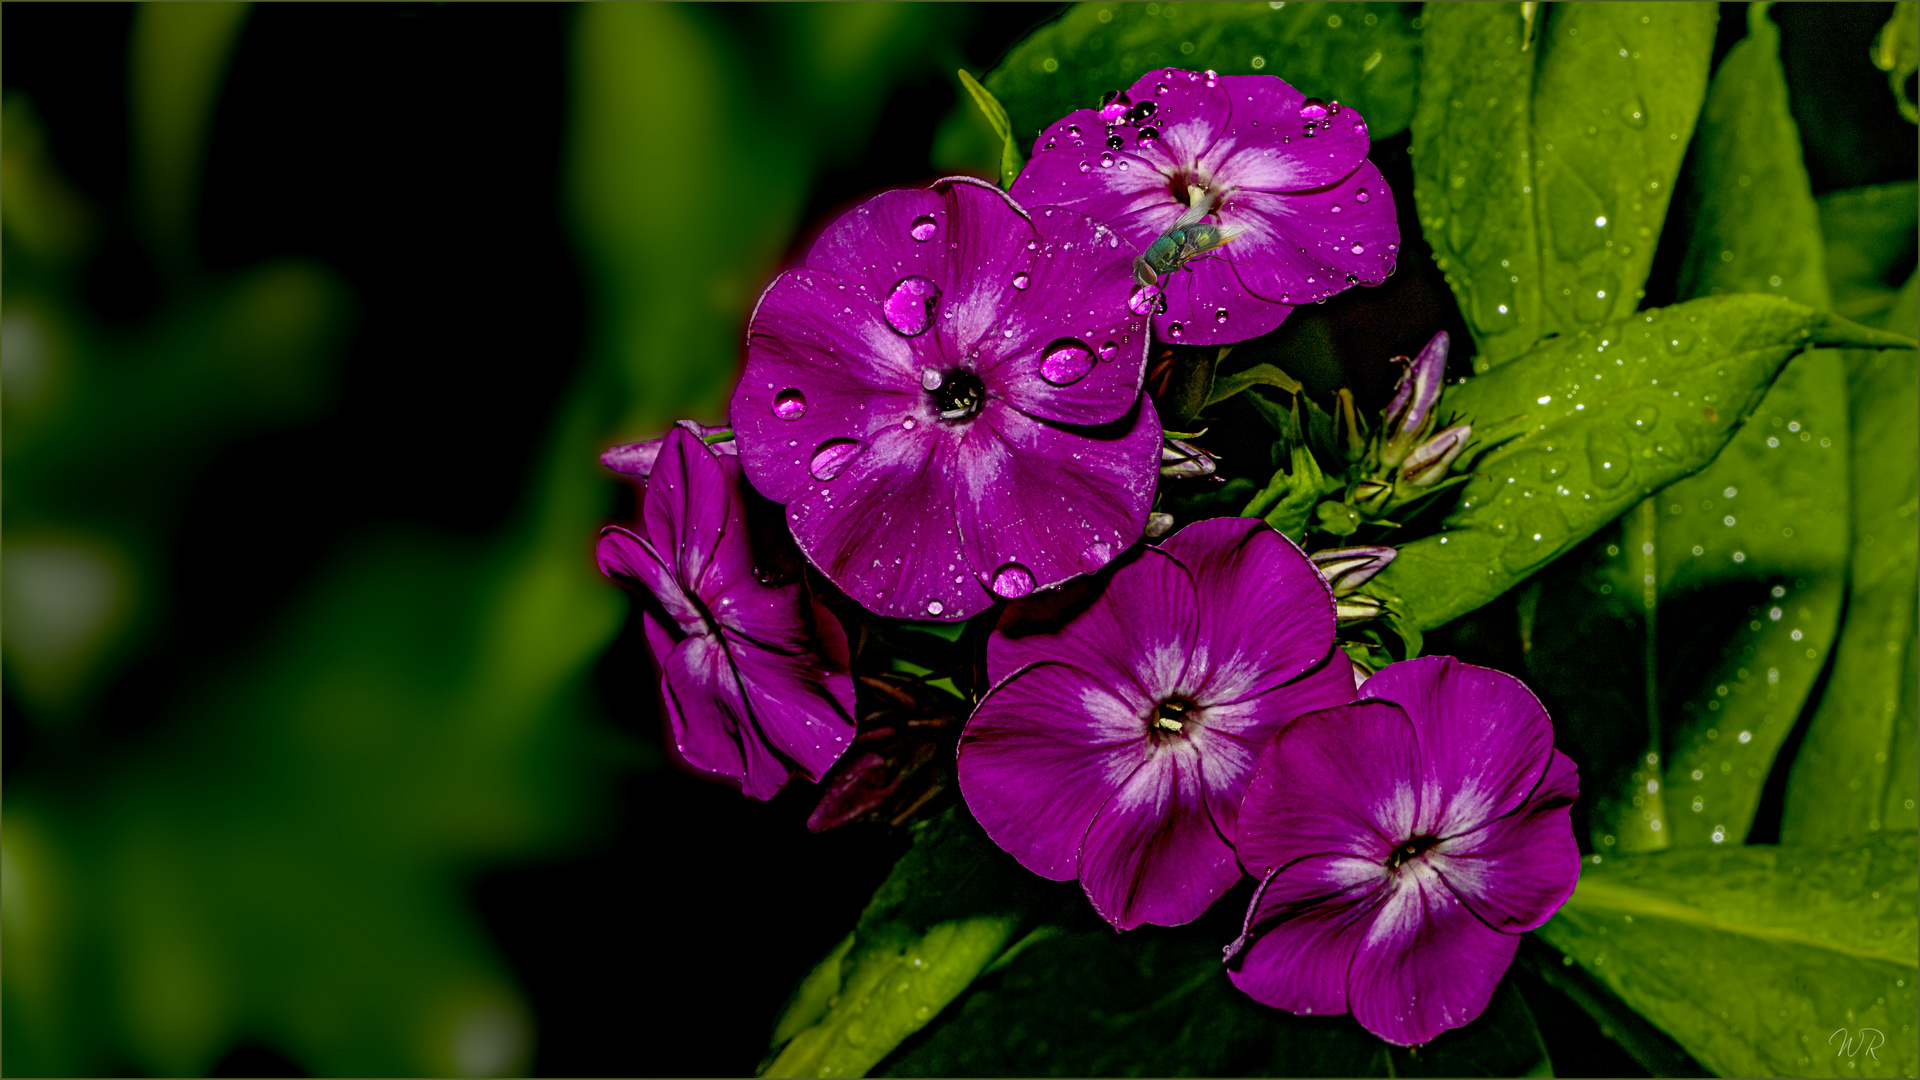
[1400,423,1472,487]
[1334,388,1367,463]
[1161,437,1218,479]
[1379,331,1449,466]
[1335,594,1387,623]
[1351,477,1393,514]
[1310,546,1397,596]
[1145,511,1176,538]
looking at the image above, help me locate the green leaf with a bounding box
[986,2,1422,150]
[878,898,1550,1078]
[1411,3,1717,370]
[1364,295,1910,634]
[955,69,1025,189]
[1818,181,1919,322]
[1516,939,1711,1077]
[1624,0,1847,851]
[1785,275,1920,842]
[762,808,1063,1078]
[1535,835,1920,1078]
[1206,361,1305,406]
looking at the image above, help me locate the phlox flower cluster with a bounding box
[591,68,1578,1047]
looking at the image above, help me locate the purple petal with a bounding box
[986,544,1198,701]
[601,420,736,478]
[958,661,1153,880]
[642,426,737,595]
[1153,252,1293,346]
[1226,855,1389,1017]
[1012,118,1179,247]
[597,525,701,633]
[1158,518,1338,705]
[1346,865,1520,1046]
[647,618,795,801]
[728,624,857,782]
[781,421,985,620]
[1430,749,1580,934]
[1235,700,1418,879]
[1121,68,1234,179]
[985,207,1152,427]
[1361,657,1556,839]
[952,395,1160,604]
[1193,648,1357,847]
[1203,76,1372,193]
[1223,161,1400,304]
[1078,738,1243,929]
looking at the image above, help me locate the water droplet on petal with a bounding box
[1106,133,1124,150]
[809,438,864,481]
[1079,541,1114,572]
[1078,160,1093,174]
[1168,322,1184,339]
[1351,242,1365,255]
[1303,122,1320,138]
[1099,152,1115,168]
[991,562,1035,598]
[1097,340,1118,360]
[883,276,940,336]
[1203,69,1218,87]
[1066,123,1081,138]
[925,599,945,616]
[1355,187,1370,203]
[1215,307,1229,324]
[1137,126,1158,146]
[1299,96,1329,120]
[1013,272,1031,290]
[922,368,943,391]
[1155,82,1170,96]
[1127,283,1162,315]
[773,388,808,420]
[1039,338,1096,385]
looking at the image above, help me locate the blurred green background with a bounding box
[1,4,1055,1074]
[2,3,1912,1077]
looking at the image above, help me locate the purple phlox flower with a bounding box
[1012,69,1399,347]
[959,517,1356,930]
[601,419,736,478]
[1225,656,1580,1046]
[808,673,961,832]
[1309,545,1395,596]
[596,426,856,800]
[1400,423,1473,487]
[732,176,1161,623]
[1379,331,1449,466]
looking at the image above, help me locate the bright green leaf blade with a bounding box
[1786,275,1920,842]
[1516,939,1711,1077]
[1536,835,1920,1078]
[129,1,250,271]
[1412,3,1717,370]
[1644,1,1845,850]
[1365,295,1909,633]
[762,808,1062,1078]
[1818,181,1919,322]
[986,2,1421,150]
[1207,361,1304,406]
[955,69,1024,189]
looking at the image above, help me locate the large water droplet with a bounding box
[1303,122,1320,138]
[1168,322,1184,339]
[1214,308,1229,324]
[1351,242,1365,255]
[1299,96,1329,120]
[1080,541,1115,572]
[1155,82,1170,96]
[1106,133,1124,151]
[925,599,945,616]
[1039,338,1096,385]
[809,438,864,481]
[1078,160,1093,174]
[991,562,1035,598]
[909,215,937,242]
[1066,123,1081,138]
[1621,95,1647,129]
[1355,187,1370,203]
[1353,119,1368,137]
[1099,152,1115,168]
[1131,100,1158,122]
[1012,272,1032,291]
[773,388,808,421]
[921,369,943,391]
[1587,429,1631,489]
[1138,126,1159,146]
[1097,340,1118,360]
[883,276,940,336]
[1127,283,1163,315]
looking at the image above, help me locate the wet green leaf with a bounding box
[762,807,1063,1078]
[1207,362,1304,406]
[1411,3,1717,370]
[1818,181,1919,322]
[1536,834,1920,1078]
[878,895,1549,1078]
[1364,296,1909,634]
[1516,938,1711,1077]
[986,2,1421,153]
[956,69,1024,189]
[1785,275,1920,843]
[1634,1,1846,851]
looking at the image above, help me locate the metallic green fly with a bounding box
[1132,185,1249,288]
